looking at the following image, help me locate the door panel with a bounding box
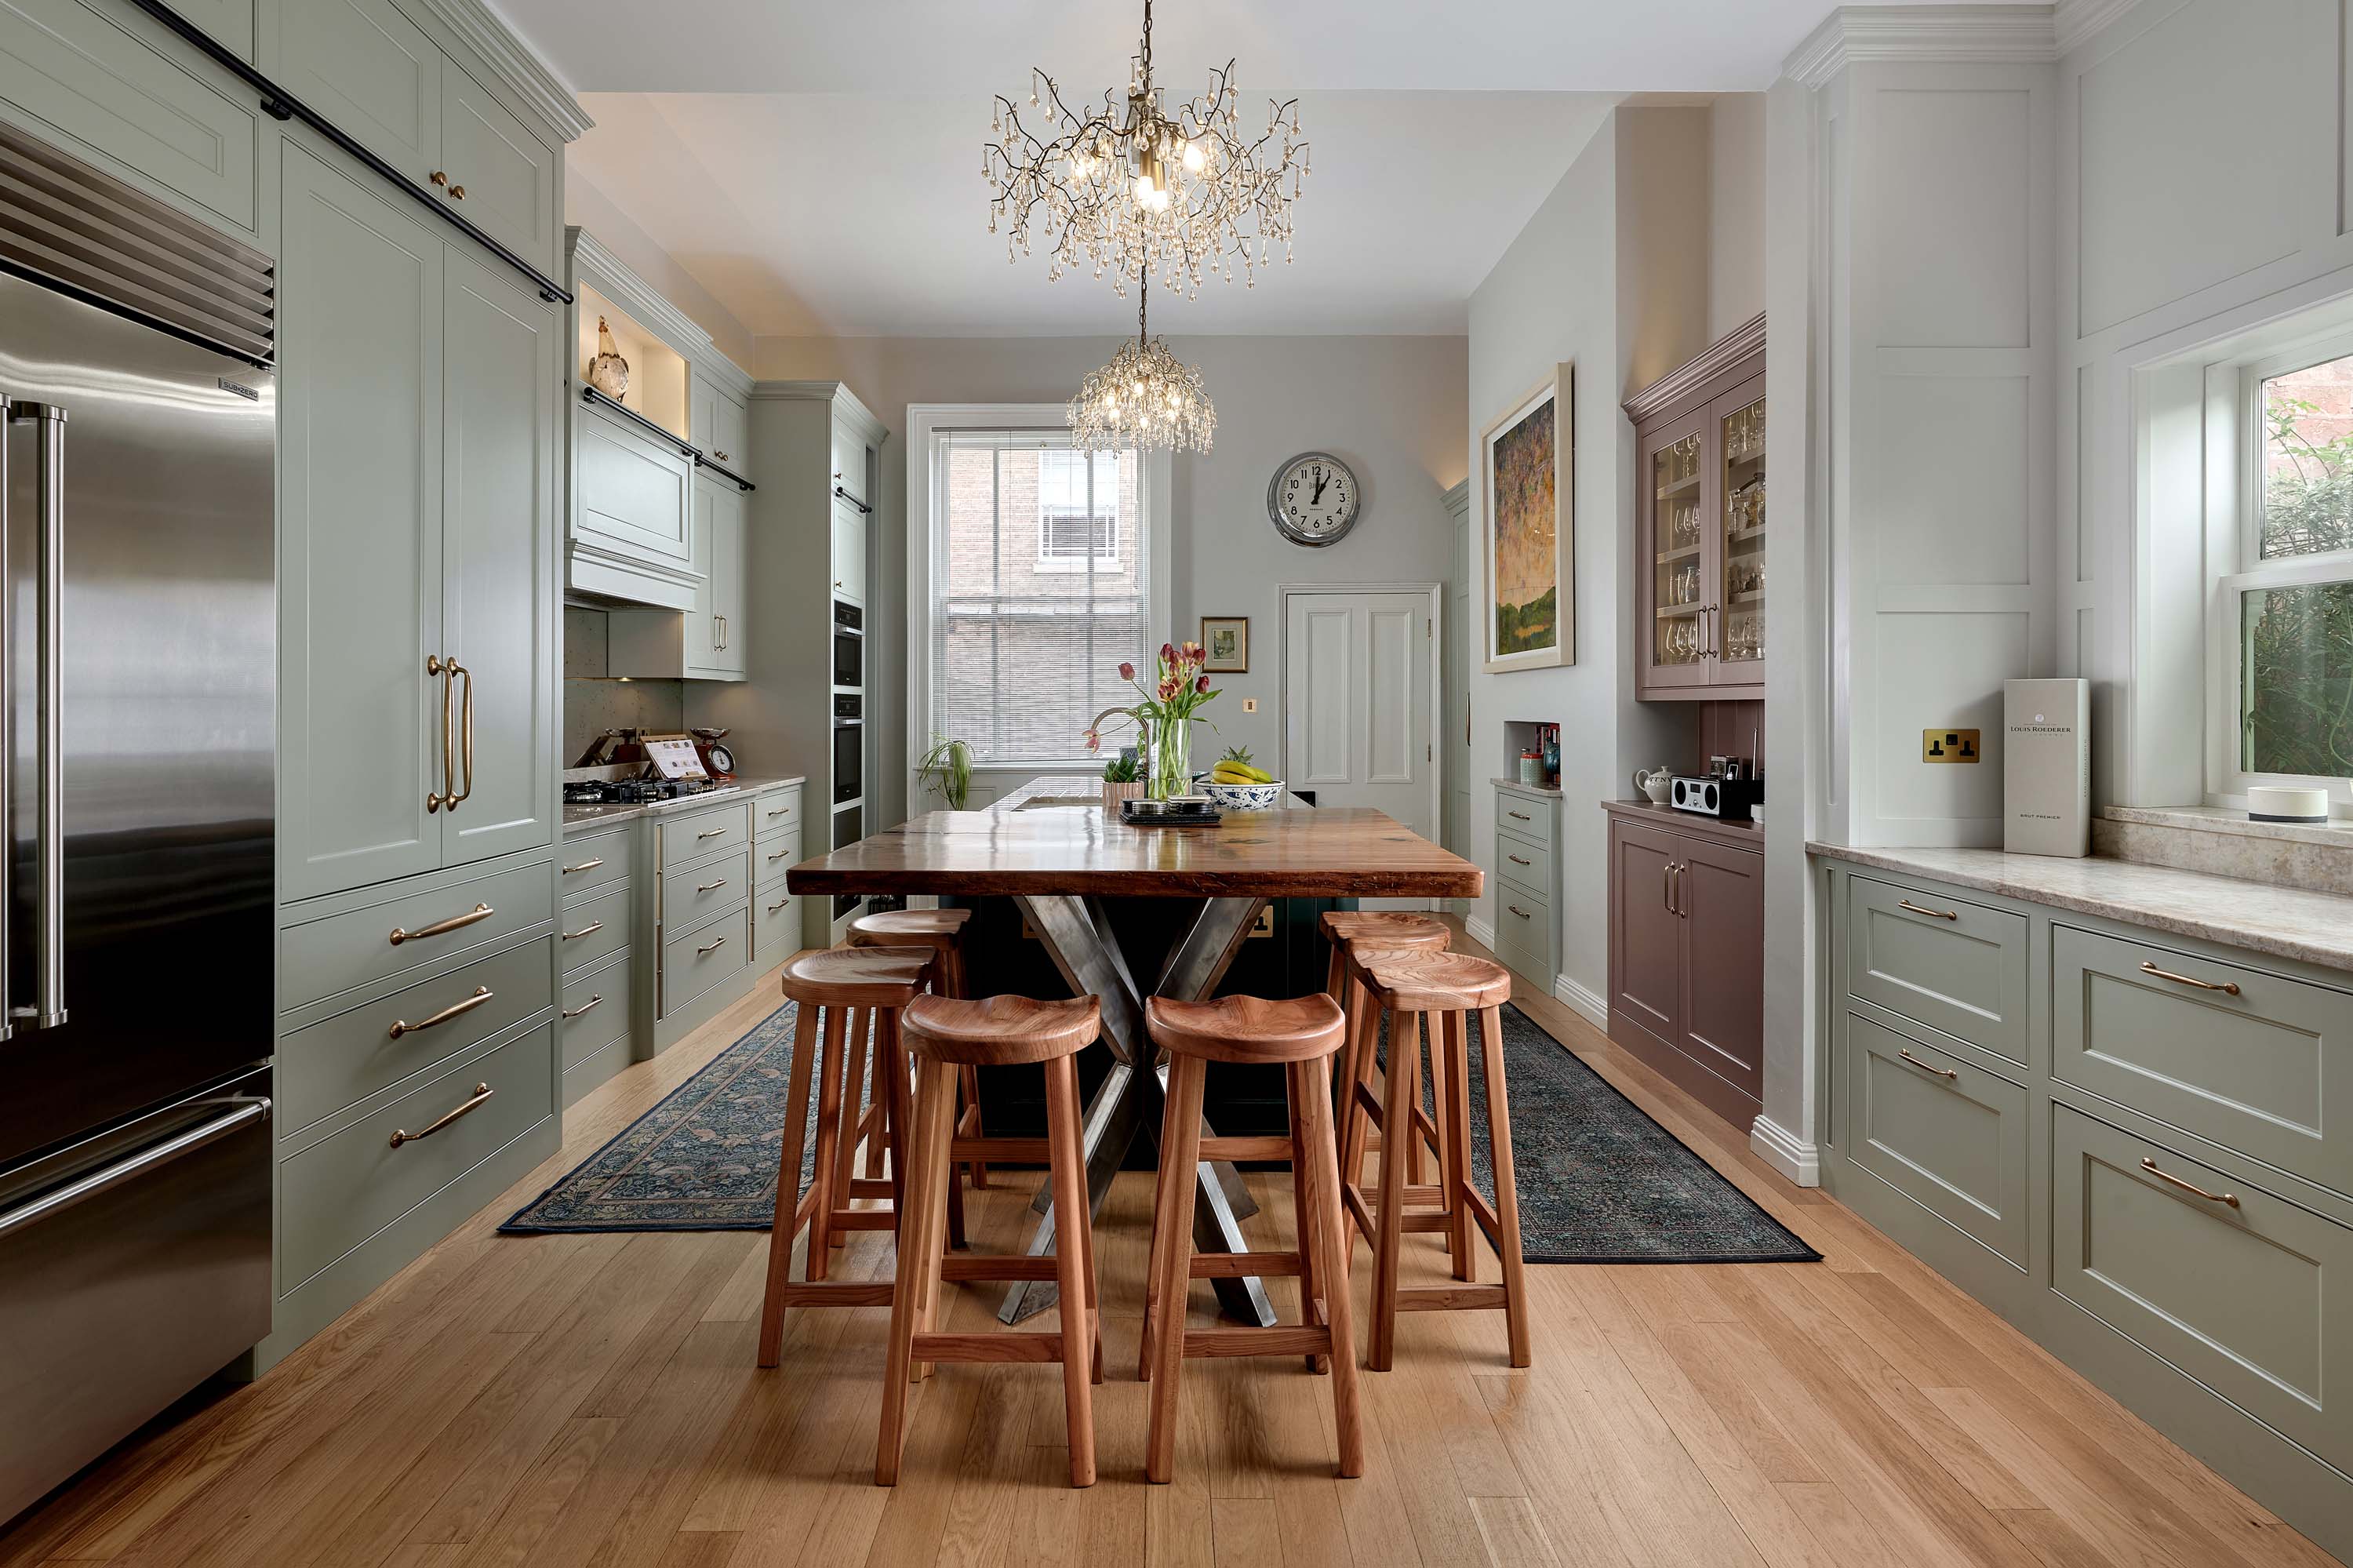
[1639,406,1712,692]
[830,494,866,602]
[1611,821,1682,1046]
[1282,591,1432,839]
[1679,836,1765,1102]
[278,143,444,900]
[438,60,555,268]
[273,0,440,184]
[684,475,718,672]
[712,482,746,675]
[441,246,555,867]
[1849,1013,2028,1265]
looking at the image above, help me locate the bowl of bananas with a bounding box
[1202,748,1282,810]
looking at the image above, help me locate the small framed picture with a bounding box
[1200,617,1249,672]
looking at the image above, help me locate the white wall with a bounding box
[752,335,1468,822]
[1710,94,1769,341]
[566,172,759,370]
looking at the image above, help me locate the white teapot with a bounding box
[1631,766,1673,804]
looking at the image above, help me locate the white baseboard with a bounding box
[1750,1115,1821,1187]
[1551,974,1607,1031]
[1466,915,1496,949]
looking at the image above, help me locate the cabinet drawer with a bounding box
[754,830,802,893]
[755,886,798,970]
[281,1020,554,1290]
[438,59,555,270]
[558,882,629,976]
[659,802,747,866]
[1,0,261,235]
[1846,876,2029,1067]
[2053,1103,2353,1476]
[576,404,692,566]
[661,905,749,1019]
[662,846,750,931]
[1846,1012,2028,1267]
[559,829,631,897]
[1495,794,1553,850]
[1493,831,1551,894]
[279,933,552,1134]
[755,788,802,841]
[1491,887,1554,981]
[560,951,631,1075]
[281,858,555,1013]
[2054,926,2353,1198]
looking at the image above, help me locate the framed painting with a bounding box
[1199,616,1248,672]
[1480,366,1573,672]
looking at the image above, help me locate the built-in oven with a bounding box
[833,703,862,806]
[832,599,861,689]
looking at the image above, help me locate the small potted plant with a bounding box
[1100,751,1144,813]
[915,733,973,810]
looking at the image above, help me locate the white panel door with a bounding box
[1284,591,1434,840]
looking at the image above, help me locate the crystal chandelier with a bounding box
[986,0,1309,300]
[1069,282,1215,454]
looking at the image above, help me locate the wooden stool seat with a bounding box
[878,995,1104,1489]
[1322,915,1453,1197]
[1344,948,1514,1013]
[1144,993,1345,1064]
[849,907,973,951]
[1138,994,1362,1484]
[1318,910,1451,950]
[778,946,933,1008]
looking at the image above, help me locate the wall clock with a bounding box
[1267,451,1362,546]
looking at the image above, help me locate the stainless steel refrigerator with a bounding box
[0,124,276,1526]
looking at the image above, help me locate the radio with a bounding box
[1669,773,1762,819]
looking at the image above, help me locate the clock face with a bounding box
[1268,451,1361,546]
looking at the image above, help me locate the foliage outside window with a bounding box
[2243,357,2353,778]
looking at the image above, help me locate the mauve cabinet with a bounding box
[1605,802,1764,1129]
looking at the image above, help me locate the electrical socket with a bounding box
[1242,697,1257,713]
[1922,728,1980,763]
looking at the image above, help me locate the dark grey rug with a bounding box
[502,997,1819,1264]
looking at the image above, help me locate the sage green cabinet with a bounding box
[436,59,555,267]
[1846,875,2029,1070]
[278,138,555,902]
[607,473,747,681]
[830,493,867,604]
[691,374,747,471]
[1845,1010,2028,1268]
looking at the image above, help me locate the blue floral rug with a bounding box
[500,996,1818,1264]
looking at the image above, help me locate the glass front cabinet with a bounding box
[1629,322,1765,700]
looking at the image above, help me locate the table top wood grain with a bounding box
[788,777,1483,899]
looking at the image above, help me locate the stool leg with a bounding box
[957,1065,987,1190]
[1136,1104,1182,1384]
[882,1009,911,1220]
[1370,1008,1420,1371]
[1286,1060,1329,1375]
[757,1001,824,1368]
[1301,1050,1364,1477]
[806,1005,849,1280]
[876,1054,956,1485]
[1145,1053,1206,1484]
[1477,1006,1533,1369]
[1441,1009,1475,1283]
[831,1008,871,1243]
[1044,1053,1096,1487]
[860,1008,889,1182]
[1338,996,1382,1236]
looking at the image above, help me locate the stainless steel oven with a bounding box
[832,599,862,688]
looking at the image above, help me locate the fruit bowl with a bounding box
[1201,778,1282,811]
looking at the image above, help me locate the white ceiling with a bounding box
[488,2,1977,338]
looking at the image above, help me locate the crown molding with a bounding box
[566,227,714,360]
[1623,311,1767,423]
[753,380,889,446]
[2053,0,2142,52]
[1442,478,1471,520]
[408,0,593,143]
[1783,5,2062,89]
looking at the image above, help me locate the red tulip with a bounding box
[1160,642,1176,664]
[1118,661,1135,681]
[1195,674,1210,693]
[1157,675,1180,701]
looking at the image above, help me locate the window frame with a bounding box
[905,404,1172,798]
[1032,448,1126,574]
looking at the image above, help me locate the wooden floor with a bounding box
[3,919,2339,1568]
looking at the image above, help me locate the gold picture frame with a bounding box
[1200,616,1249,673]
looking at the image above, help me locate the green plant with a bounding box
[915,733,973,810]
[1220,742,1253,767]
[2246,391,2353,777]
[1101,752,1140,783]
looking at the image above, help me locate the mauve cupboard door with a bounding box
[1611,821,1682,1046]
[1678,838,1765,1108]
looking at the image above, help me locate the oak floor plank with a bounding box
[454,1417,623,1568]
[1207,1498,1282,1568]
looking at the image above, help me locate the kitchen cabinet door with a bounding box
[831,492,867,605]
[440,244,558,868]
[1610,821,1683,1046]
[278,141,446,900]
[1638,407,1713,694]
[710,481,747,675]
[710,391,748,472]
[271,0,442,186]
[684,475,720,673]
[438,59,557,271]
[1677,836,1765,1108]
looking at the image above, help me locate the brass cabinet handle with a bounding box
[696,827,726,840]
[562,920,605,942]
[1507,853,1532,867]
[429,169,449,187]
[1506,904,1530,919]
[562,857,605,875]
[1663,862,1672,913]
[766,897,789,913]
[766,806,792,818]
[562,994,603,1020]
[714,449,730,462]
[2140,1157,2240,1208]
[695,878,729,893]
[447,183,466,200]
[1897,1048,1957,1080]
[389,986,493,1039]
[1897,898,1958,922]
[1676,862,1687,918]
[1506,809,1531,822]
[697,934,728,955]
[389,1082,492,1148]
[427,653,452,812]
[767,848,790,862]
[449,660,474,808]
[2139,959,2240,996]
[389,903,493,946]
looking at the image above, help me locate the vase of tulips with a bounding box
[1083,641,1220,801]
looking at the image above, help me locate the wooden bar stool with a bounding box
[757,946,934,1368]
[1320,911,1451,1199]
[878,992,1105,1489]
[1138,993,1362,1484]
[849,908,988,1224]
[1337,948,1531,1371]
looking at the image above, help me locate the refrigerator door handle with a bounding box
[8,399,65,1029]
[0,393,11,1043]
[0,1096,271,1241]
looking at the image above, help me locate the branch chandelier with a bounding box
[1067,278,1215,455]
[987,0,1311,453]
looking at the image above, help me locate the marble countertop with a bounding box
[562,776,804,834]
[1806,842,2353,972]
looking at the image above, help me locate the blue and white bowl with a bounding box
[1201,778,1282,811]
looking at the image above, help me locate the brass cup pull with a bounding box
[388,1082,493,1148]
[695,878,729,893]
[697,934,728,956]
[1897,1048,1958,1081]
[388,986,493,1039]
[389,903,494,946]
[562,994,603,1020]
[2139,960,2240,996]
[1506,904,1530,919]
[1897,899,1958,921]
[2140,1157,2240,1208]
[562,920,605,942]
[562,857,605,875]
[696,827,726,840]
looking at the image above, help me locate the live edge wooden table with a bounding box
[788,777,1483,1327]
